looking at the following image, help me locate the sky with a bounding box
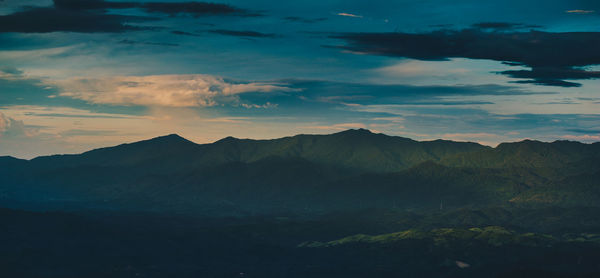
[0,0,599,158]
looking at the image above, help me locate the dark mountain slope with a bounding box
[19,129,487,172]
[2,131,600,278]
[179,129,488,172]
[1,130,599,214]
[441,140,600,169]
[29,134,201,170]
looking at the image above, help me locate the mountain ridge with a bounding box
[1,129,599,215]
[5,129,599,162]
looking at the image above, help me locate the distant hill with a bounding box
[1,129,599,215]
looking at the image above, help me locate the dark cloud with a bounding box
[0,7,147,33]
[0,0,257,33]
[171,30,200,36]
[53,0,253,16]
[53,0,137,10]
[118,39,179,47]
[208,29,276,38]
[283,16,328,24]
[141,2,255,17]
[333,28,600,87]
[503,67,600,87]
[471,22,543,30]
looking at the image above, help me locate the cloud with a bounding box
[53,0,254,16]
[566,10,595,14]
[337,12,363,18]
[303,122,368,131]
[0,112,8,134]
[287,80,551,101]
[375,59,470,79]
[0,0,256,33]
[560,134,600,141]
[502,67,600,87]
[118,39,179,47]
[0,66,25,79]
[0,106,155,158]
[58,129,120,137]
[241,102,278,109]
[332,28,600,87]
[0,112,29,138]
[0,68,65,107]
[471,22,543,30]
[0,6,149,33]
[141,2,254,17]
[53,0,137,10]
[171,30,200,36]
[207,29,276,38]
[53,74,295,107]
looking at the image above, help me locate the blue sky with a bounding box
[0,0,599,158]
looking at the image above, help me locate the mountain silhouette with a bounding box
[1,129,599,215]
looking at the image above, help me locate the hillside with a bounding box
[1,129,599,214]
[2,130,600,277]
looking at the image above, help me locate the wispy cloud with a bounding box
[0,66,25,80]
[566,10,595,14]
[303,122,367,131]
[0,106,155,158]
[0,112,13,136]
[241,102,278,109]
[560,134,600,141]
[337,12,363,18]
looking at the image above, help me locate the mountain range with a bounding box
[2,129,599,215]
[2,129,600,277]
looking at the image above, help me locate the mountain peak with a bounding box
[336,128,374,136]
[88,133,196,155]
[215,136,239,143]
[158,133,185,139]
[146,133,192,144]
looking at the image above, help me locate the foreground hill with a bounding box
[1,129,599,214]
[2,130,600,277]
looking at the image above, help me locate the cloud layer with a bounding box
[0,6,146,33]
[53,0,251,16]
[334,28,600,87]
[54,75,294,107]
[0,0,255,33]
